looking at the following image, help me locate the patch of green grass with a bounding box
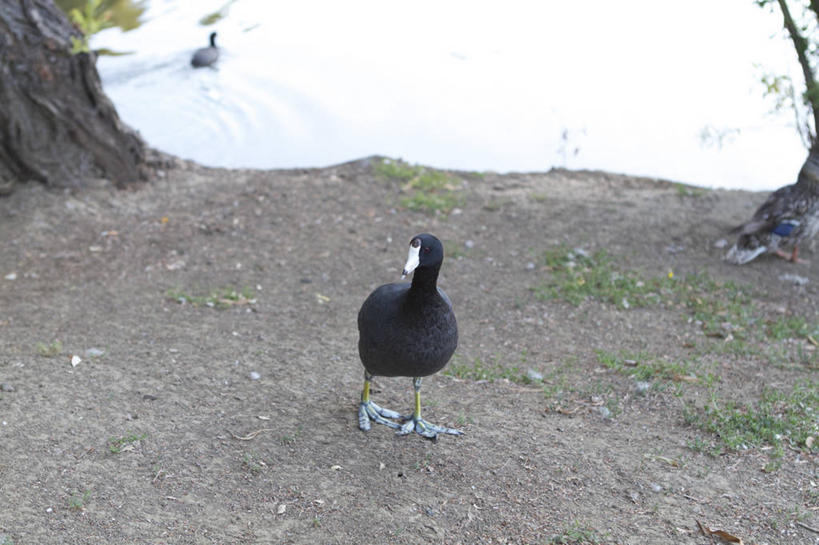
[166,286,256,309]
[681,274,755,338]
[241,452,263,474]
[68,489,91,511]
[684,380,819,461]
[401,190,461,214]
[533,246,758,316]
[374,158,462,214]
[444,356,532,384]
[36,340,63,357]
[455,412,475,426]
[107,432,147,454]
[413,453,433,470]
[534,246,666,309]
[595,349,718,388]
[547,522,605,544]
[765,315,819,341]
[687,436,721,457]
[541,359,580,403]
[673,182,707,198]
[280,426,302,446]
[534,245,818,368]
[373,157,418,181]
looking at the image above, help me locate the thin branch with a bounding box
[778,0,819,146]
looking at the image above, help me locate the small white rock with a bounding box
[635,381,652,394]
[713,239,728,249]
[779,273,809,286]
[70,355,82,367]
[249,371,261,381]
[4,272,16,280]
[526,369,543,381]
[465,240,475,249]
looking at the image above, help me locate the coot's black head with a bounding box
[209,32,218,47]
[402,233,444,278]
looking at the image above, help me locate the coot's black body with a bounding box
[191,32,219,68]
[358,282,457,378]
[356,233,462,439]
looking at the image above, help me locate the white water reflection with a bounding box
[94,0,806,190]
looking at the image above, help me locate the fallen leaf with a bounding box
[315,293,331,304]
[696,520,743,544]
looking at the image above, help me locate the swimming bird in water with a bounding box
[357,234,462,439]
[725,154,819,264]
[191,32,219,68]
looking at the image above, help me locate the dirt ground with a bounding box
[0,157,817,545]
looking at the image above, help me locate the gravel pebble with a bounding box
[0,383,14,392]
[249,371,261,380]
[779,273,809,286]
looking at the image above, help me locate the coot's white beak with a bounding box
[402,243,420,278]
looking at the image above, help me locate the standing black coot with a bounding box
[191,32,219,68]
[357,233,461,439]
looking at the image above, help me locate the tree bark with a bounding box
[0,0,149,193]
[776,0,819,149]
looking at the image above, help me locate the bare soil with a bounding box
[0,157,817,544]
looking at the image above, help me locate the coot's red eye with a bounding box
[423,247,431,253]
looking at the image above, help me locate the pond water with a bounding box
[90,0,807,190]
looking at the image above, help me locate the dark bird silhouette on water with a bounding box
[191,32,219,68]
[357,234,462,439]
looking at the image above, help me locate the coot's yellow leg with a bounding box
[358,372,401,431]
[397,377,463,439]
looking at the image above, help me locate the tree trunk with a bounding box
[0,0,149,193]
